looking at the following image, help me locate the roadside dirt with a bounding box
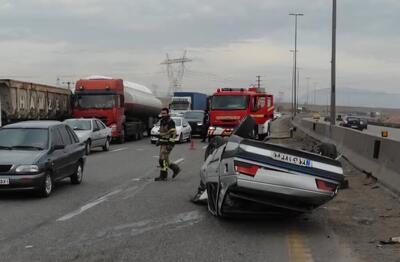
[271,116,400,262]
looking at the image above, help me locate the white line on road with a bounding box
[202,145,208,150]
[110,147,128,153]
[152,155,159,158]
[173,158,184,165]
[57,189,123,222]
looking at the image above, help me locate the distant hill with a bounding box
[299,88,400,109]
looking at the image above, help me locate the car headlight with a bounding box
[16,165,39,173]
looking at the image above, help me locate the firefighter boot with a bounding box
[154,171,168,181]
[170,163,181,178]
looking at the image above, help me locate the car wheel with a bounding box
[37,173,53,197]
[103,138,110,151]
[179,133,183,143]
[71,163,83,185]
[85,140,91,155]
[187,134,192,142]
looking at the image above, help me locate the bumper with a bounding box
[0,172,46,191]
[150,135,181,142]
[208,127,234,137]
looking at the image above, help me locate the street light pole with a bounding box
[330,0,337,126]
[290,50,296,116]
[289,13,304,117]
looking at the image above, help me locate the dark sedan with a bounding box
[183,110,205,136]
[0,121,86,197]
[340,116,368,131]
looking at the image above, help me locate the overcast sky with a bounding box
[0,0,399,102]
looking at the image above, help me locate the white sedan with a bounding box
[64,118,112,154]
[151,117,192,144]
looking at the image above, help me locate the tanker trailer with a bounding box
[0,79,71,126]
[73,76,162,143]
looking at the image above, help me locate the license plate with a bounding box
[272,152,312,167]
[0,178,10,185]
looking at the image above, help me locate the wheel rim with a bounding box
[76,165,83,182]
[45,175,52,194]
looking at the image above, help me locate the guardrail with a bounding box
[293,118,400,195]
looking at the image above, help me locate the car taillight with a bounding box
[234,161,259,177]
[110,124,117,132]
[315,179,337,192]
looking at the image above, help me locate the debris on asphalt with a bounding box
[379,237,400,245]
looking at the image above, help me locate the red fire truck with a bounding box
[208,88,274,140]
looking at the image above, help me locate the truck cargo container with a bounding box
[0,79,71,126]
[73,76,162,143]
[169,91,208,115]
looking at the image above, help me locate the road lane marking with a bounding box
[152,155,159,158]
[287,229,314,262]
[173,158,184,165]
[110,147,128,153]
[136,148,144,151]
[57,189,123,222]
[202,145,208,150]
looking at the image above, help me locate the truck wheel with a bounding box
[85,140,91,155]
[119,129,125,144]
[103,138,110,151]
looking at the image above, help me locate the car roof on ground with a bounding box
[2,120,62,129]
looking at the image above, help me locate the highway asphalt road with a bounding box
[0,121,359,262]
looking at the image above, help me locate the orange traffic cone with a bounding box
[190,139,196,150]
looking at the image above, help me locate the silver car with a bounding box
[64,118,111,155]
[194,116,345,217]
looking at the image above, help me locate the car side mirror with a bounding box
[94,127,100,132]
[51,144,65,151]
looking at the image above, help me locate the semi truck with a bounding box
[169,91,208,115]
[0,79,71,126]
[72,76,162,143]
[207,87,274,140]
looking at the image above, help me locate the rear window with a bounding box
[65,119,92,131]
[0,128,48,150]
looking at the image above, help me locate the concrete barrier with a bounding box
[294,118,400,195]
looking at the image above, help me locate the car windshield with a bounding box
[172,118,182,126]
[0,128,48,150]
[170,101,190,110]
[65,120,92,131]
[75,94,118,109]
[184,111,204,120]
[211,95,248,110]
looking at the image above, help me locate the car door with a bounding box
[96,120,107,145]
[65,125,84,167]
[56,125,76,177]
[92,120,102,147]
[48,127,69,179]
[182,119,190,139]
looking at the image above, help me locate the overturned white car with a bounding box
[193,116,345,217]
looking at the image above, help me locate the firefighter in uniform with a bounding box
[155,108,181,181]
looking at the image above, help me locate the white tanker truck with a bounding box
[73,76,162,143]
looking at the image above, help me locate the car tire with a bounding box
[179,133,183,143]
[187,134,192,142]
[103,138,110,151]
[319,143,338,159]
[85,140,91,155]
[37,173,53,197]
[71,163,83,185]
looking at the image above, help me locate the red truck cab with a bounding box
[72,78,125,140]
[208,88,274,140]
